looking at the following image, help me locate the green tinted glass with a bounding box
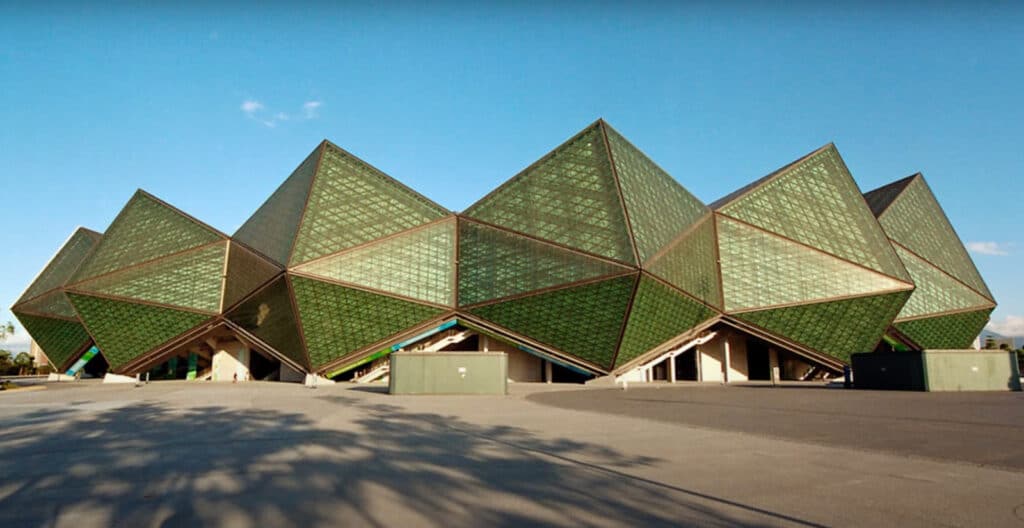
[616,276,716,368]
[467,274,636,370]
[464,125,634,263]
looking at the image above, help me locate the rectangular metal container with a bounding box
[852,350,1021,391]
[389,351,508,395]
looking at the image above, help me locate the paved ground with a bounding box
[529,383,1024,471]
[1,381,1023,527]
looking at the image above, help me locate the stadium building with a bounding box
[11,120,996,384]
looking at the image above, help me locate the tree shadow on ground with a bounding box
[0,388,823,527]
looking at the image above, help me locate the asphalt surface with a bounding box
[1,381,1023,527]
[528,384,1024,471]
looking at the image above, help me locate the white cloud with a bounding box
[302,100,322,119]
[986,315,1024,337]
[240,99,322,127]
[240,99,264,115]
[966,241,1009,256]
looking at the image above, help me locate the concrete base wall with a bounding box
[212,344,250,382]
[923,350,1021,392]
[103,373,137,384]
[697,329,749,382]
[483,337,542,382]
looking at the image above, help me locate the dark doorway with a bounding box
[746,339,771,381]
[550,362,591,384]
[674,350,698,381]
[249,348,281,381]
[82,353,109,378]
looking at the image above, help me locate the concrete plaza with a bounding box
[1,381,1022,527]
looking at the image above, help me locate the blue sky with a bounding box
[1,2,1021,347]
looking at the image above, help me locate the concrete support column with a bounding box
[668,356,676,383]
[481,335,489,352]
[723,339,731,384]
[769,348,780,384]
[696,348,703,381]
[544,360,552,384]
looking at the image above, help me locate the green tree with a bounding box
[0,321,13,342]
[13,352,33,375]
[0,350,12,374]
[983,336,997,349]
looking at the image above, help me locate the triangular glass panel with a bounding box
[893,245,994,320]
[295,218,455,306]
[718,217,910,312]
[646,214,722,308]
[467,274,636,370]
[17,228,101,305]
[222,242,283,312]
[73,242,227,313]
[463,124,635,264]
[233,145,321,266]
[13,311,91,370]
[225,276,308,370]
[716,145,909,282]
[734,290,912,362]
[67,293,211,370]
[457,219,630,306]
[289,143,448,266]
[616,276,717,368]
[73,192,224,283]
[290,275,446,369]
[878,176,992,299]
[15,289,78,320]
[605,124,708,262]
[894,308,993,350]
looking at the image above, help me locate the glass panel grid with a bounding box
[718,217,909,312]
[606,126,708,262]
[616,276,716,368]
[74,193,223,282]
[16,290,78,319]
[467,274,636,370]
[719,146,909,282]
[18,229,100,304]
[646,215,722,308]
[233,147,320,266]
[68,293,210,369]
[735,290,911,362]
[895,309,993,350]
[13,312,91,369]
[464,126,634,263]
[880,178,992,299]
[74,242,227,313]
[291,275,446,369]
[290,145,447,266]
[894,245,993,319]
[457,220,628,306]
[297,219,455,306]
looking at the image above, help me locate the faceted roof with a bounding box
[13,120,994,376]
[865,174,995,350]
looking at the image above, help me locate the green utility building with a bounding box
[11,120,996,384]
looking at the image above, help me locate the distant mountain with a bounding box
[979,330,1023,349]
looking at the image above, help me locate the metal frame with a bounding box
[13,120,996,379]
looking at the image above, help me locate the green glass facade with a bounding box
[864,174,996,350]
[12,120,995,376]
